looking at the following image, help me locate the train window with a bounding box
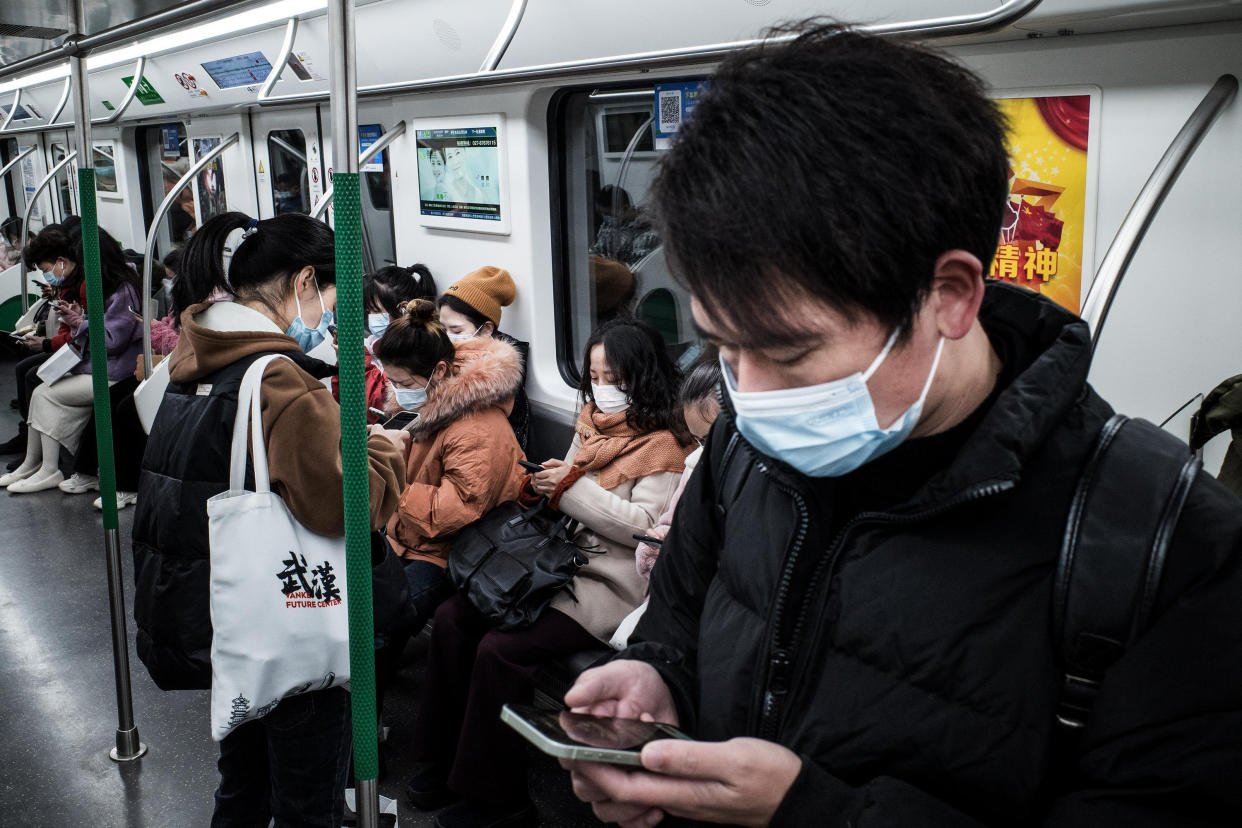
[191,137,229,224]
[50,142,73,220]
[267,129,310,215]
[552,86,703,383]
[141,123,195,252]
[360,123,396,269]
[0,138,19,222]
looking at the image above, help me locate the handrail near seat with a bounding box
[20,149,78,313]
[309,120,405,220]
[140,132,241,375]
[0,145,37,185]
[1081,74,1238,353]
[257,0,1044,106]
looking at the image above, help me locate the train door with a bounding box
[249,108,324,219]
[185,113,260,225]
[136,122,194,259]
[45,130,78,224]
[321,101,399,272]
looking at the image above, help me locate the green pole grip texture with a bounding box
[333,172,379,781]
[77,169,120,531]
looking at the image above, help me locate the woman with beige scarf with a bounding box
[406,318,690,828]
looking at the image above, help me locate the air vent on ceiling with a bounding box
[433,18,462,51]
[741,0,772,6]
[0,23,68,40]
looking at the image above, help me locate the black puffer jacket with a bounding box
[626,283,1242,826]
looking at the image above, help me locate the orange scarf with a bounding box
[570,402,691,491]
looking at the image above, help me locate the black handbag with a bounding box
[449,499,592,630]
[371,531,413,637]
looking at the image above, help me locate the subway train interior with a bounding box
[0,0,1240,825]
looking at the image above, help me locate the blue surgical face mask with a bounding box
[393,375,434,412]
[43,259,66,287]
[722,330,945,477]
[286,280,334,353]
[368,312,390,339]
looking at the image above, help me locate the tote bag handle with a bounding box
[227,354,293,494]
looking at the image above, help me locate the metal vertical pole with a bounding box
[69,0,146,764]
[327,1,378,825]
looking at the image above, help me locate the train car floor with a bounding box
[0,359,603,827]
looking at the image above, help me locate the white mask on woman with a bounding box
[592,383,630,414]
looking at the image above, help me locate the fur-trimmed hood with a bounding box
[405,335,523,436]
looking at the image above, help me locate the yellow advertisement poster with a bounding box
[990,95,1091,314]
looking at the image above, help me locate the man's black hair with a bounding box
[652,21,1010,342]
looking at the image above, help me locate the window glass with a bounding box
[359,124,396,269]
[151,124,195,248]
[555,88,703,381]
[191,137,229,224]
[50,142,73,219]
[267,129,310,215]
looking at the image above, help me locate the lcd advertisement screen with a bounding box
[200,52,273,89]
[415,127,502,221]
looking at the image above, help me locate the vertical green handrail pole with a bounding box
[327,0,379,825]
[68,0,146,763]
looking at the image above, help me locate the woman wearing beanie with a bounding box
[436,266,531,450]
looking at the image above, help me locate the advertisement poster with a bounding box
[415,126,502,221]
[19,146,39,222]
[653,81,708,150]
[358,124,384,173]
[990,94,1093,314]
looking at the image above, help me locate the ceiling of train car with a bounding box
[0,0,192,67]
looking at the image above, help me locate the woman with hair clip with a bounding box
[437,266,530,450]
[130,212,407,828]
[334,263,438,424]
[1,226,143,494]
[406,317,690,828]
[376,298,526,633]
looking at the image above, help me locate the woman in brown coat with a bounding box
[377,300,527,630]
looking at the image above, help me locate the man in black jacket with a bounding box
[562,22,1242,828]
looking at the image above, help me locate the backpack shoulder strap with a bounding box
[1054,414,1202,731]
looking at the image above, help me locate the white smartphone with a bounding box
[501,704,690,766]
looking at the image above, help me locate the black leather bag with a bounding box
[449,499,591,631]
[371,531,413,637]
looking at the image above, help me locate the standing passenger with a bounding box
[437,266,531,450]
[406,318,690,828]
[130,212,407,828]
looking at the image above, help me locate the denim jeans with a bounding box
[403,559,454,633]
[211,687,351,828]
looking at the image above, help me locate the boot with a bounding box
[0,422,27,454]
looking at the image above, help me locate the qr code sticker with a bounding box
[659,90,683,133]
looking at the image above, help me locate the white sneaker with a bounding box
[0,465,38,487]
[59,473,100,494]
[7,469,65,493]
[94,491,138,510]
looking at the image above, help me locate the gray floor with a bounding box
[0,356,603,827]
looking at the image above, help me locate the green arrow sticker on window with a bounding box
[121,76,166,106]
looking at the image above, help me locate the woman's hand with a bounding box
[531,457,572,495]
[39,283,57,299]
[22,335,45,352]
[635,524,669,579]
[58,302,83,328]
[368,423,410,455]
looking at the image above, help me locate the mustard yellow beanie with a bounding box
[444,266,516,326]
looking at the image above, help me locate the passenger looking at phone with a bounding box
[563,22,1242,828]
[131,212,406,828]
[377,299,528,636]
[405,317,690,828]
[2,226,142,494]
[0,226,86,459]
[438,265,531,449]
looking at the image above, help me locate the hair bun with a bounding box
[402,297,438,325]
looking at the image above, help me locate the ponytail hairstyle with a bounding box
[578,317,684,438]
[373,298,455,379]
[364,263,437,315]
[174,212,335,317]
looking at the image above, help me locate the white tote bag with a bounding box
[134,356,170,434]
[206,354,350,742]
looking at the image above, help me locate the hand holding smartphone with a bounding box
[501,704,690,766]
[632,534,664,547]
[383,410,418,430]
[518,459,545,473]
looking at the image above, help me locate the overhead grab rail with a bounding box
[0,88,22,132]
[140,131,241,375]
[478,0,530,73]
[258,0,1043,105]
[255,17,302,103]
[1,56,149,136]
[309,120,405,220]
[1080,73,1238,353]
[20,150,78,313]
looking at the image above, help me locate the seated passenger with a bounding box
[612,359,722,649]
[2,227,142,494]
[131,211,406,827]
[378,298,526,629]
[405,317,690,827]
[437,266,531,450]
[564,23,1242,828]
